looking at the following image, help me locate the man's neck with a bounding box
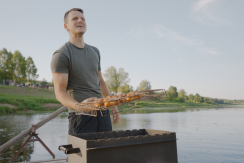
[69,34,85,48]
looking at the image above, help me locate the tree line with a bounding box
[0,48,39,83]
[103,66,243,104]
[167,86,244,104]
[1,53,242,104]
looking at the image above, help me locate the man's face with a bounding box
[64,11,87,35]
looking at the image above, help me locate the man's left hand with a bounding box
[111,106,120,124]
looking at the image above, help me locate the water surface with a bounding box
[0,106,244,162]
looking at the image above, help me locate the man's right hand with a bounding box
[74,97,98,111]
[81,97,98,103]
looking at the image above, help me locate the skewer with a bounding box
[75,89,168,116]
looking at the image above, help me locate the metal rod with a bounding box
[0,106,67,154]
[11,135,33,163]
[35,135,55,159]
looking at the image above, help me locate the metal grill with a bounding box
[59,129,178,163]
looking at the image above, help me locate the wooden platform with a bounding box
[18,158,66,163]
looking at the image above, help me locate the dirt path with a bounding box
[0,104,17,109]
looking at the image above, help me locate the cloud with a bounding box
[127,24,219,55]
[152,24,219,55]
[192,0,232,25]
[125,25,147,39]
[194,0,214,12]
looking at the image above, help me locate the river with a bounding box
[0,106,244,163]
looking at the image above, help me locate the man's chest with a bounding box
[70,49,99,78]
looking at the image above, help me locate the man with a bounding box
[51,8,119,135]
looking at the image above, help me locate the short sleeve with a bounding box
[50,52,69,74]
[98,51,101,71]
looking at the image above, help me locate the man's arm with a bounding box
[98,71,120,124]
[52,72,78,109]
[99,72,110,98]
[52,73,97,110]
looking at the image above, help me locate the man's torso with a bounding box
[51,42,103,112]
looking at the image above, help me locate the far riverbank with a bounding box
[1,85,243,114]
[119,100,242,110]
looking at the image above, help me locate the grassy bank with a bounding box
[0,85,60,114]
[118,100,237,110]
[0,85,242,114]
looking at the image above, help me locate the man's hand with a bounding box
[82,97,97,103]
[76,97,98,112]
[111,106,120,124]
[98,71,120,124]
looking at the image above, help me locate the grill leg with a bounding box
[11,135,32,163]
[35,135,55,159]
[11,130,55,162]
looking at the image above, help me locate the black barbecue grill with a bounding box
[59,129,178,163]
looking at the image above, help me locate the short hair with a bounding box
[64,8,84,23]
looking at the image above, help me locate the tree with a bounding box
[13,51,26,83]
[0,48,39,83]
[178,89,186,98]
[194,93,202,103]
[0,68,3,82]
[203,97,211,103]
[137,80,152,91]
[188,94,194,102]
[118,68,130,86]
[103,66,130,93]
[26,57,39,82]
[8,52,15,80]
[178,89,186,102]
[103,66,119,93]
[0,48,14,80]
[118,84,133,93]
[0,48,8,80]
[166,86,178,100]
[40,78,48,86]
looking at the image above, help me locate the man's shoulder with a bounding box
[53,42,72,57]
[85,43,100,54]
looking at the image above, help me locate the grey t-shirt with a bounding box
[51,42,103,112]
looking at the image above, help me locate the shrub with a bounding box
[0,106,13,114]
[172,97,185,103]
[172,98,181,102]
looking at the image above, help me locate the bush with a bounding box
[172,98,181,102]
[172,97,185,103]
[180,98,185,103]
[0,106,13,114]
[0,106,6,114]
[23,101,45,111]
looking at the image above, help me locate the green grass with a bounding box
[0,85,56,98]
[0,85,59,114]
[118,100,230,110]
[0,85,241,114]
[0,85,17,89]
[119,107,193,114]
[0,94,59,113]
[0,106,14,114]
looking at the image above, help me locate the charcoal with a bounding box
[72,129,149,140]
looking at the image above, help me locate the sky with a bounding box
[0,0,243,100]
